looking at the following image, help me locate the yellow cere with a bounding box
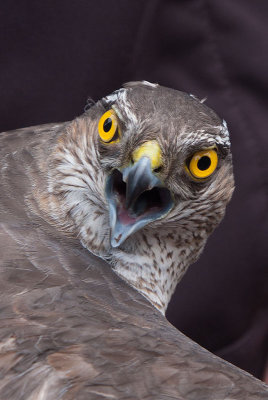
[98,109,120,143]
[132,140,163,170]
[189,148,218,179]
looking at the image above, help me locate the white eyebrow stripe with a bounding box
[103,88,126,105]
[177,123,231,152]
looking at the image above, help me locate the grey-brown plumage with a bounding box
[0,81,267,399]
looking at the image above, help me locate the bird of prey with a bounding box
[0,81,267,399]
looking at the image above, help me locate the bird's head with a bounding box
[93,82,234,248]
[51,81,234,312]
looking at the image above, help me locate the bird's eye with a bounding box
[98,109,121,143]
[187,149,218,179]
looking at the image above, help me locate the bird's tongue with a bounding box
[117,206,137,225]
[105,169,174,247]
[117,195,157,225]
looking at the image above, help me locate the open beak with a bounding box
[105,144,174,247]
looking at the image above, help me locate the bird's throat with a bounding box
[110,229,205,314]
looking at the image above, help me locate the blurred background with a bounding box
[0,0,267,381]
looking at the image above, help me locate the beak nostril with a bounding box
[154,166,162,173]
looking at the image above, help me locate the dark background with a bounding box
[0,0,267,380]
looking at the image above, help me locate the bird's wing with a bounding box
[0,125,267,400]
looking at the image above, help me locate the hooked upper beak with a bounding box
[123,157,160,210]
[105,141,174,247]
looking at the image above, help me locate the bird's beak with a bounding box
[105,141,174,247]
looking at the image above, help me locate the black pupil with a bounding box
[197,156,211,170]
[103,118,112,132]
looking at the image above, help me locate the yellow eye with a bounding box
[98,109,121,143]
[188,149,218,179]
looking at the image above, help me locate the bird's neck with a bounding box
[109,229,205,314]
